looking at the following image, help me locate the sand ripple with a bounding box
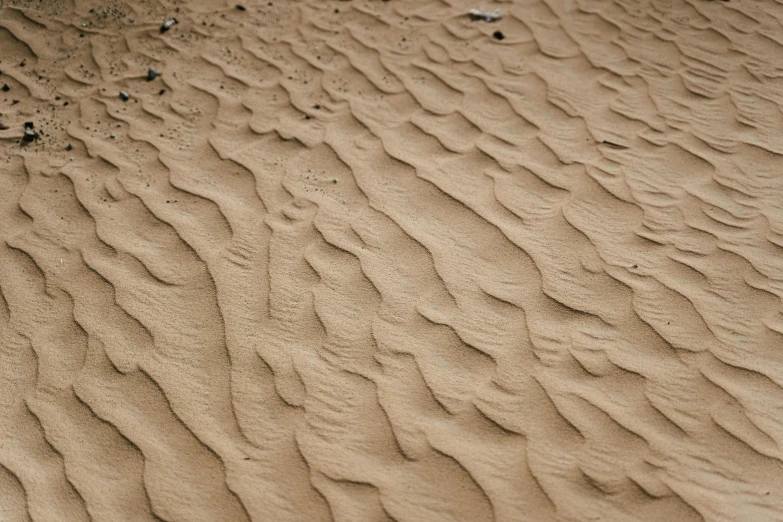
[1,0,783,520]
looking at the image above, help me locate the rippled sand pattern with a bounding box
[1,0,783,520]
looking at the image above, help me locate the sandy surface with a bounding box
[1,0,782,520]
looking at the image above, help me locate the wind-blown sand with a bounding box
[1,0,782,520]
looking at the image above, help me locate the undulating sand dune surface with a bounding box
[1,0,783,520]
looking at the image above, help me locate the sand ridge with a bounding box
[1,0,783,520]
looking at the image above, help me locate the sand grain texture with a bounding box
[1,0,783,520]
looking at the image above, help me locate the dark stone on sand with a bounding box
[2,83,9,92]
[236,4,246,10]
[159,89,166,95]
[492,30,504,40]
[161,18,178,33]
[147,68,158,81]
[66,143,73,151]
[120,91,130,101]
[11,99,19,105]
[23,122,36,142]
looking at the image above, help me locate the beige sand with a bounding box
[1,0,782,520]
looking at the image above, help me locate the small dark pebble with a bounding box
[160,18,178,33]
[55,96,61,100]
[236,4,246,10]
[159,89,166,95]
[314,104,321,109]
[0,123,8,130]
[120,91,130,101]
[492,30,504,40]
[147,67,158,81]
[23,121,36,142]
[0,70,3,75]
[1,83,9,92]
[11,99,19,105]
[305,115,311,120]
[64,101,69,106]
[66,143,73,151]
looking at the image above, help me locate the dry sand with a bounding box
[1,0,782,520]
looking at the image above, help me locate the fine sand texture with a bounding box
[2,0,783,520]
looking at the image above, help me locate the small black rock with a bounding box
[160,18,178,33]
[159,89,166,95]
[1,83,9,92]
[11,99,19,105]
[314,104,321,109]
[236,4,246,10]
[120,91,130,101]
[66,143,73,151]
[23,122,36,142]
[147,67,158,81]
[492,30,504,40]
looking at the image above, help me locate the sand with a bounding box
[0,0,782,520]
